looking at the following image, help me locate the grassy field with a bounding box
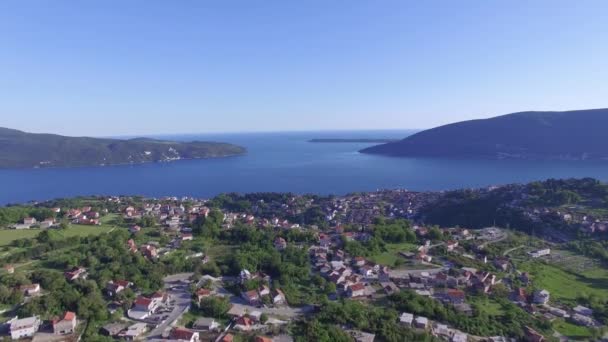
[517,261,608,303]
[369,242,417,267]
[0,225,116,246]
[469,296,504,316]
[553,320,593,340]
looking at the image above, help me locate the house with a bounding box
[128,293,165,319]
[272,288,286,305]
[220,334,235,342]
[53,311,77,335]
[353,256,366,267]
[510,288,528,304]
[23,217,37,225]
[196,288,212,302]
[414,316,428,329]
[140,244,158,259]
[259,285,271,297]
[64,267,87,281]
[10,316,41,340]
[570,313,596,327]
[443,289,466,305]
[274,237,287,250]
[433,323,450,337]
[240,269,252,282]
[169,327,199,342]
[399,312,414,326]
[40,218,55,228]
[127,239,137,252]
[234,316,253,331]
[118,322,148,340]
[523,326,544,342]
[181,233,193,241]
[346,330,376,342]
[100,322,128,337]
[573,305,593,316]
[20,283,41,296]
[528,249,550,258]
[193,317,220,331]
[255,337,273,342]
[533,289,550,304]
[347,283,366,298]
[106,280,132,296]
[129,225,141,233]
[4,265,14,274]
[242,290,261,305]
[493,258,510,271]
[446,240,459,252]
[452,332,468,342]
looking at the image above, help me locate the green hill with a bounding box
[360,108,608,160]
[0,127,246,168]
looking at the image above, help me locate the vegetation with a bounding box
[0,126,246,168]
[361,108,608,160]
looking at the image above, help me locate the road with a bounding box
[146,273,193,339]
[227,301,313,319]
[388,266,447,279]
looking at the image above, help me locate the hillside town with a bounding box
[0,178,607,341]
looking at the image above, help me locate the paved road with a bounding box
[388,266,447,279]
[228,300,314,319]
[146,273,193,339]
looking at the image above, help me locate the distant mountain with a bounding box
[0,128,246,168]
[360,108,608,160]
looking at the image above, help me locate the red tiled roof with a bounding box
[134,297,152,307]
[63,311,76,321]
[170,327,195,340]
[349,283,365,291]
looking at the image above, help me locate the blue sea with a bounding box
[4,129,608,205]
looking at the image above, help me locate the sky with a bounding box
[1,1,608,136]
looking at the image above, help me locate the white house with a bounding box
[10,316,41,340]
[399,312,413,326]
[533,289,550,304]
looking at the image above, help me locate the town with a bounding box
[0,178,607,341]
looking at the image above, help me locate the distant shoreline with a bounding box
[308,138,399,143]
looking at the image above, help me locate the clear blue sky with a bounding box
[1,1,607,136]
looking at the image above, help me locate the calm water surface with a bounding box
[3,130,608,204]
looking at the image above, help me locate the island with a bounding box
[0,127,246,168]
[360,108,608,160]
[308,138,399,143]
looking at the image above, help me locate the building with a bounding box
[20,283,41,296]
[100,323,128,337]
[533,289,550,304]
[573,305,593,317]
[241,290,261,306]
[118,323,148,340]
[53,311,77,335]
[347,283,366,298]
[10,316,41,340]
[399,312,414,326]
[272,288,286,305]
[274,237,287,250]
[169,327,199,342]
[414,316,428,329]
[106,280,132,296]
[528,249,550,258]
[64,267,87,282]
[192,317,220,331]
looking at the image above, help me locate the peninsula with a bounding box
[0,127,246,168]
[308,138,399,143]
[361,108,608,160]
